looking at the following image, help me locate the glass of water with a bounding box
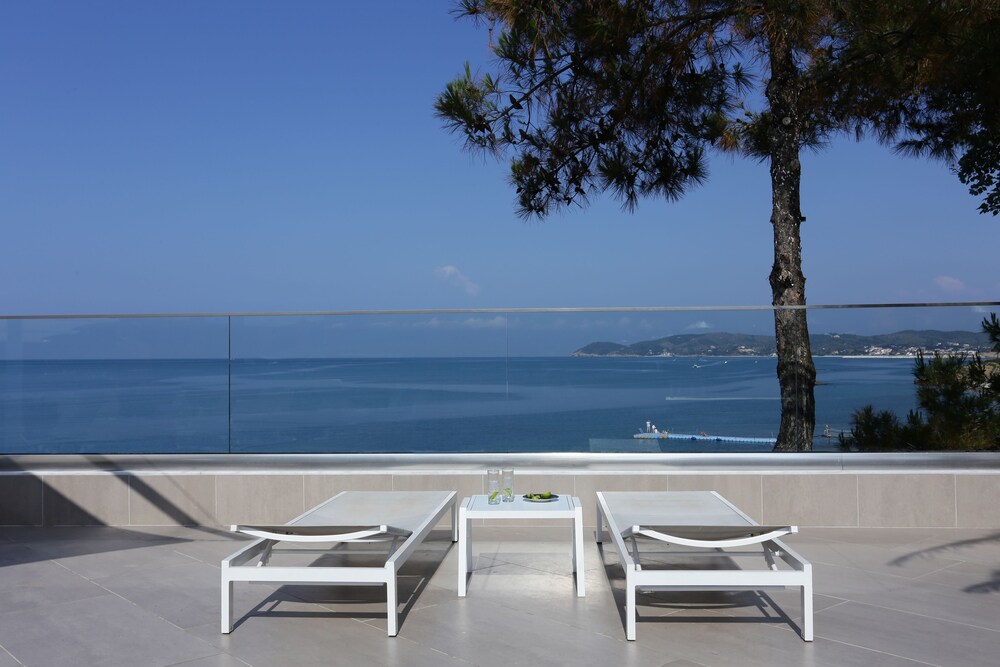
[487,468,501,504]
[501,468,514,502]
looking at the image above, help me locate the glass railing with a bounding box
[2,303,997,454]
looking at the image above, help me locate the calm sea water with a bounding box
[0,356,918,454]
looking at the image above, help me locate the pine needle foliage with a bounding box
[437,1,997,216]
[437,1,754,217]
[819,1,1000,215]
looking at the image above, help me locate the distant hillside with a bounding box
[573,330,990,357]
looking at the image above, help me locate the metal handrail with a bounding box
[4,452,1000,473]
[2,300,999,320]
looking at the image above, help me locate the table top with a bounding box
[464,494,579,514]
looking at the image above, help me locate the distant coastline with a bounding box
[571,353,922,359]
[573,330,990,358]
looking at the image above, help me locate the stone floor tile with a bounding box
[165,654,251,667]
[371,595,678,667]
[816,600,1000,666]
[0,595,219,667]
[0,646,20,667]
[889,530,1000,567]
[0,557,108,615]
[638,620,929,667]
[913,559,1000,594]
[842,576,1000,631]
[95,559,257,630]
[189,615,475,667]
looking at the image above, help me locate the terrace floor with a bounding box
[1,523,998,666]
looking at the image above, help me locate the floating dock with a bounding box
[633,432,777,445]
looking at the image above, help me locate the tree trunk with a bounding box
[767,32,816,452]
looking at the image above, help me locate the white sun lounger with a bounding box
[221,490,457,636]
[596,491,813,641]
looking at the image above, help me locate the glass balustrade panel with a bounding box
[0,317,228,454]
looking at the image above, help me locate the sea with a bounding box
[0,356,919,455]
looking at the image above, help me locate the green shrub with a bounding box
[841,314,1000,452]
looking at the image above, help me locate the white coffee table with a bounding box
[457,494,585,597]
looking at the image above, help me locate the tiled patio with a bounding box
[1,523,998,666]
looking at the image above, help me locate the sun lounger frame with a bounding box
[221,490,457,637]
[596,491,813,641]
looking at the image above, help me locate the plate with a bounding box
[522,494,559,503]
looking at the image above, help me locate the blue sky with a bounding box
[2,1,998,347]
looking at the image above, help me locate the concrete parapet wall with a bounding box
[2,454,999,528]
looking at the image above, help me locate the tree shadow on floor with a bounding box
[889,531,1000,593]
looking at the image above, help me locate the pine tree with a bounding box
[436,1,999,451]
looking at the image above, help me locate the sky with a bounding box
[2,1,999,355]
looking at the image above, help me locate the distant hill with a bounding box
[572,330,990,357]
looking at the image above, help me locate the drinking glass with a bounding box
[501,468,514,502]
[487,468,501,504]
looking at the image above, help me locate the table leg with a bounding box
[458,505,469,597]
[573,501,585,596]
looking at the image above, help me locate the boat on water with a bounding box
[633,421,776,445]
[636,421,670,438]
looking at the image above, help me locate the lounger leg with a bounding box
[386,571,399,637]
[451,500,458,542]
[763,544,777,571]
[625,568,637,641]
[221,570,234,634]
[595,505,603,544]
[258,541,273,567]
[802,570,814,641]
